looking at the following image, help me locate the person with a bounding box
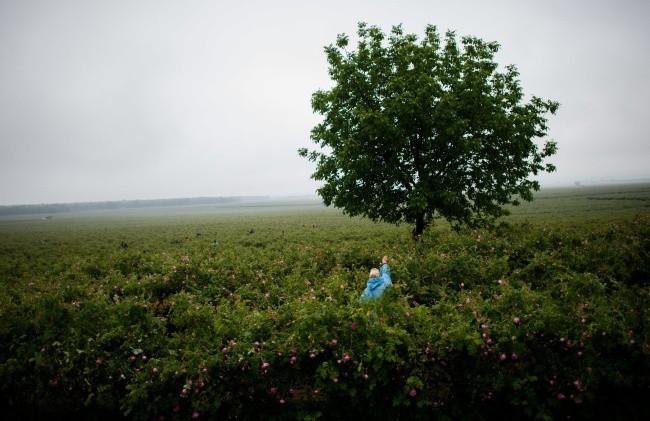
[360,255,392,301]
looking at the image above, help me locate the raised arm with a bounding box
[380,255,392,285]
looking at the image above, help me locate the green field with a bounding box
[504,183,650,222]
[1,184,648,419]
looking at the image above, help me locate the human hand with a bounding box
[381,255,388,265]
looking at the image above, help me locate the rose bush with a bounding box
[0,210,647,419]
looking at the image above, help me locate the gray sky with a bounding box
[1,0,649,205]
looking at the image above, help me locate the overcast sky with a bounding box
[1,0,648,205]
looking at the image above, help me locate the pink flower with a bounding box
[500,353,507,361]
[331,339,337,346]
[152,367,158,373]
[142,355,147,361]
[310,353,316,359]
[290,356,297,364]
[511,353,519,361]
[343,354,351,362]
[404,311,411,317]
[409,389,417,397]
[191,411,200,419]
[557,393,566,401]
[513,317,520,325]
[465,298,471,304]
[261,362,270,369]
[350,322,357,330]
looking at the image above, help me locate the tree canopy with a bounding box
[299,23,559,236]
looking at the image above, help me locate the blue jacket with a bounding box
[360,263,392,301]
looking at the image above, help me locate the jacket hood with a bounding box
[367,277,383,291]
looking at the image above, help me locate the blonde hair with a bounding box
[369,268,380,278]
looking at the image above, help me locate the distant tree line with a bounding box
[0,196,269,216]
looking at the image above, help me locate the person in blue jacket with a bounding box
[360,255,392,301]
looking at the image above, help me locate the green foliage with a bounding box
[0,191,648,419]
[300,22,559,236]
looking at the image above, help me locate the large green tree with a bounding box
[299,23,559,237]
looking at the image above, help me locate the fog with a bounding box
[1,0,649,205]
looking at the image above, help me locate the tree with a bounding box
[299,23,559,237]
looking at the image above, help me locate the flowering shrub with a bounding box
[0,209,648,419]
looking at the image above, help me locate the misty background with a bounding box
[1,0,649,206]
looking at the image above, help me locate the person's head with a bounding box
[369,268,380,278]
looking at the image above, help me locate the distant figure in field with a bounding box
[360,255,392,301]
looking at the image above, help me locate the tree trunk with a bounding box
[412,213,426,239]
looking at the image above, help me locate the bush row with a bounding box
[0,215,648,419]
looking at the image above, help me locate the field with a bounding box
[1,184,648,419]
